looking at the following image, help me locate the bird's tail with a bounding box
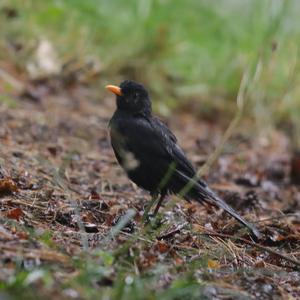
[176,170,260,238]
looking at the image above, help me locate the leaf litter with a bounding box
[0,73,300,299]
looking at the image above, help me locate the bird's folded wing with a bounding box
[122,117,197,177]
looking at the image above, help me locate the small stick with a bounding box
[198,231,300,269]
[157,222,188,240]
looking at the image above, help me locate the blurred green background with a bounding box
[1,2,300,299]
[1,0,300,132]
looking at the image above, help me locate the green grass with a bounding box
[1,0,300,124]
[0,217,215,300]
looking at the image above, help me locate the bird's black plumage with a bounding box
[107,80,260,237]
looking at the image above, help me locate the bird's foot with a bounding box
[143,213,156,224]
[143,213,165,229]
[142,197,158,222]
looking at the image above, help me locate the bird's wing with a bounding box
[115,115,195,175]
[152,117,177,143]
[119,117,173,159]
[149,117,197,177]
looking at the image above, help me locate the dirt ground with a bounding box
[1,81,300,299]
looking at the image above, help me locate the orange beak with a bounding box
[106,84,123,96]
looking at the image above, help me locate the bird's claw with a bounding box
[143,213,156,224]
[143,213,165,229]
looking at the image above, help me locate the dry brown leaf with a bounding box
[254,260,266,268]
[207,259,220,269]
[155,241,170,254]
[6,207,23,221]
[0,177,18,196]
[139,252,157,269]
[16,231,29,240]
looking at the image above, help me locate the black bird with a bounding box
[106,80,260,237]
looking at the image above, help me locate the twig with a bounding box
[1,198,46,210]
[198,231,300,269]
[157,222,188,240]
[0,244,69,264]
[254,213,299,223]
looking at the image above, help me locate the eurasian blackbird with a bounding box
[106,80,260,237]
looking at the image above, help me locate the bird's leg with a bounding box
[153,193,165,216]
[142,192,159,222]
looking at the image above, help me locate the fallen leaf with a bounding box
[155,241,170,254]
[0,177,18,196]
[139,252,157,269]
[16,231,29,240]
[207,259,220,269]
[6,207,23,221]
[174,256,184,265]
[254,260,266,268]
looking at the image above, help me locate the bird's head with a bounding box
[106,80,152,115]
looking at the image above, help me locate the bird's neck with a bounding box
[115,108,152,118]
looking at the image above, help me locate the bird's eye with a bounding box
[134,92,139,99]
